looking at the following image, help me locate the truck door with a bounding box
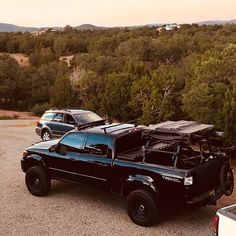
[77,133,113,190]
[46,132,86,182]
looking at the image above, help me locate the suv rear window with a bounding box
[41,112,54,121]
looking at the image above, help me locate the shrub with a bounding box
[0,115,15,120]
[31,103,50,116]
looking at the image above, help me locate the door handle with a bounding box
[99,163,108,167]
[69,158,76,162]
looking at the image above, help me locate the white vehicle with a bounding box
[213,204,236,236]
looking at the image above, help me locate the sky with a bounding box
[0,0,235,27]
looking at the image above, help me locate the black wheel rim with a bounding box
[131,199,149,221]
[28,173,41,193]
[224,169,233,192]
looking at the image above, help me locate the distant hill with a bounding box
[1,20,236,33]
[74,24,107,30]
[0,23,38,32]
[0,23,107,33]
[197,19,236,25]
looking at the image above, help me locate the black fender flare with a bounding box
[22,154,47,172]
[121,174,158,197]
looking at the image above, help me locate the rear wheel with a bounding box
[220,164,234,196]
[42,130,51,141]
[126,189,159,226]
[25,166,51,196]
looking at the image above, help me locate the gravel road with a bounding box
[1,119,235,236]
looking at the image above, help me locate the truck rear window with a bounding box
[116,131,143,153]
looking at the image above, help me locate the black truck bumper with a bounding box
[187,186,223,205]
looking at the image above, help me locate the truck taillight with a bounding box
[212,215,219,236]
[184,176,193,186]
[36,120,39,126]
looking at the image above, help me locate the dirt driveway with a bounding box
[0,120,235,236]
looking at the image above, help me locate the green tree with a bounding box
[29,48,57,67]
[53,36,67,55]
[101,72,134,121]
[50,75,73,108]
[0,55,23,108]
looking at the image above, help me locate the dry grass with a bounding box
[8,122,36,127]
[59,55,74,66]
[0,53,29,67]
[0,109,38,120]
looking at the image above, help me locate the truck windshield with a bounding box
[116,131,143,153]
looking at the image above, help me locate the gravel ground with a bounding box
[0,119,235,236]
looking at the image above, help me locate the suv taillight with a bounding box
[36,120,40,126]
[212,214,219,236]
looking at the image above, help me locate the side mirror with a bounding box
[49,144,56,152]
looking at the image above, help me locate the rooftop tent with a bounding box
[145,120,215,137]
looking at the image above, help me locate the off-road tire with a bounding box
[25,166,51,196]
[126,189,159,226]
[220,164,234,196]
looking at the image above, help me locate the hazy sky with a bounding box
[0,0,235,27]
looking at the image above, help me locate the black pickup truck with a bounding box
[21,122,234,226]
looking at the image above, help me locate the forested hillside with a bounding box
[1,24,236,143]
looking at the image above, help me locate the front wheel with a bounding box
[25,166,51,196]
[126,189,159,226]
[42,130,51,141]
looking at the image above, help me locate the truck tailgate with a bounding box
[192,158,222,195]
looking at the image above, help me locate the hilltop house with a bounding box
[157,23,181,32]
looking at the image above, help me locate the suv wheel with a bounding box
[126,189,159,226]
[42,130,51,141]
[25,166,51,196]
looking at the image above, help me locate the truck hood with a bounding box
[27,139,59,151]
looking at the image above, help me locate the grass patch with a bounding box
[0,114,18,120]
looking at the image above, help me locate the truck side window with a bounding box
[59,132,86,152]
[84,134,112,158]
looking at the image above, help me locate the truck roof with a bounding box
[84,123,143,137]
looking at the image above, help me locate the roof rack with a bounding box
[101,119,138,134]
[62,107,88,111]
[48,107,88,112]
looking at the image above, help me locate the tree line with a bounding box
[1,24,236,143]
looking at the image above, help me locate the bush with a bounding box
[0,115,16,120]
[31,103,50,116]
